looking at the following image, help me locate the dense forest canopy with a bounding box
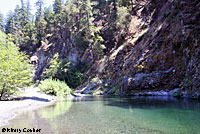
[1,0,133,57]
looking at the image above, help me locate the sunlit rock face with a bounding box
[78,0,200,98]
[31,0,200,98]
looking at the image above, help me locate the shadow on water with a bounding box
[12,96,51,102]
[23,96,51,102]
[104,96,200,111]
[71,96,200,111]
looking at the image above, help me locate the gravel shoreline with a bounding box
[0,87,57,127]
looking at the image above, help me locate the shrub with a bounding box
[90,77,102,84]
[43,53,85,88]
[111,87,118,94]
[116,7,131,29]
[38,78,72,97]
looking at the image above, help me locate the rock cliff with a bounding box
[79,0,200,99]
[34,0,200,99]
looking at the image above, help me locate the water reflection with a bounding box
[71,96,200,111]
[103,96,200,111]
[38,101,72,119]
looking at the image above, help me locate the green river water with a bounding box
[1,96,200,134]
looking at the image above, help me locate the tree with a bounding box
[5,3,36,52]
[53,0,63,14]
[35,0,46,47]
[13,5,21,32]
[19,0,30,27]
[44,6,55,34]
[0,31,32,100]
[35,0,44,21]
[0,13,3,31]
[5,11,15,34]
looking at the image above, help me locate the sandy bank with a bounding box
[0,87,57,127]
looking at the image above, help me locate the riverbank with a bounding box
[0,87,57,127]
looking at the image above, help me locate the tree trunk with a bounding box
[0,84,6,101]
[113,0,117,12]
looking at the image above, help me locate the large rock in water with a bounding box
[120,68,173,91]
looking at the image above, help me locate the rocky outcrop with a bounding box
[33,41,83,81]
[78,0,200,99]
[30,0,200,99]
[120,68,173,92]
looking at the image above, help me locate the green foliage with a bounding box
[173,91,179,97]
[43,53,60,78]
[180,79,193,90]
[116,6,131,29]
[5,2,38,52]
[0,13,3,31]
[44,6,55,34]
[111,87,118,94]
[90,77,101,84]
[0,31,32,100]
[35,0,47,47]
[53,0,63,14]
[5,11,15,34]
[92,34,106,59]
[43,53,85,88]
[38,78,72,97]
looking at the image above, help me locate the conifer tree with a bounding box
[5,11,15,34]
[0,13,4,31]
[44,6,55,34]
[35,0,46,46]
[53,0,63,14]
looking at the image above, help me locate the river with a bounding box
[1,96,200,134]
